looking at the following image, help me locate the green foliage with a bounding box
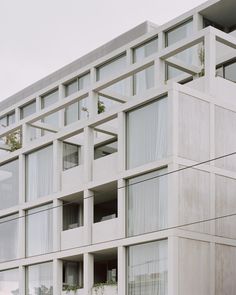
[62,284,82,293]
[93,281,117,295]
[98,99,105,114]
[6,130,22,152]
[198,45,205,77]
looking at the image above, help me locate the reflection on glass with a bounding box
[0,268,19,295]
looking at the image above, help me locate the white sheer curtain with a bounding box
[128,240,168,295]
[26,204,53,256]
[26,145,53,201]
[128,169,167,236]
[127,97,167,169]
[0,159,19,210]
[0,214,19,262]
[0,268,19,295]
[27,262,53,295]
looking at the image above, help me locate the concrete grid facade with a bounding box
[0,0,236,294]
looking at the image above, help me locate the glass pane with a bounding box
[66,79,78,97]
[94,140,118,159]
[0,214,19,262]
[97,54,126,81]
[63,143,79,170]
[133,66,154,95]
[7,112,15,126]
[128,240,168,295]
[224,62,236,82]
[65,98,88,125]
[26,204,53,256]
[21,101,36,119]
[133,37,158,63]
[27,262,53,295]
[127,169,167,236]
[26,145,53,201]
[0,159,19,210]
[42,90,59,131]
[127,97,167,169]
[78,73,90,90]
[0,268,19,295]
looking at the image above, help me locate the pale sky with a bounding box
[0,0,206,101]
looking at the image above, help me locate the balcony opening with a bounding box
[93,182,118,223]
[94,249,117,285]
[94,139,117,160]
[63,194,83,231]
[62,256,83,293]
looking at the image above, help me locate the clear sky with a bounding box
[0,0,206,101]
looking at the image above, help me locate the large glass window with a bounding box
[26,145,53,201]
[20,100,36,119]
[65,73,90,97]
[127,169,167,236]
[0,214,19,262]
[26,262,53,295]
[128,240,168,295]
[127,97,167,169]
[0,159,19,210]
[0,268,19,295]
[63,143,79,171]
[165,20,193,79]
[97,54,126,81]
[0,112,15,128]
[133,37,158,63]
[26,204,53,256]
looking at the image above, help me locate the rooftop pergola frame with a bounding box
[0,27,235,157]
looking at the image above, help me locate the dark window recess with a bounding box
[94,259,117,284]
[94,140,118,160]
[94,199,117,223]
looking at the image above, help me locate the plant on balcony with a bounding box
[93,280,117,295]
[5,130,22,151]
[81,98,106,117]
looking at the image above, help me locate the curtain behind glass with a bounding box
[0,160,19,210]
[128,240,168,295]
[26,145,53,201]
[26,204,53,256]
[128,169,167,236]
[0,214,19,262]
[27,262,53,295]
[0,268,19,295]
[42,90,59,135]
[127,97,167,169]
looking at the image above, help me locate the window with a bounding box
[65,73,90,96]
[63,202,83,230]
[97,54,126,81]
[0,214,19,262]
[127,169,167,236]
[94,139,118,159]
[20,100,36,119]
[26,262,53,295]
[224,61,236,82]
[133,37,158,63]
[65,98,88,125]
[0,268,19,295]
[165,20,193,79]
[41,89,59,131]
[0,159,19,210]
[127,97,167,169]
[26,204,53,256]
[26,145,53,201]
[63,261,83,289]
[128,240,168,295]
[63,143,79,171]
[0,112,15,128]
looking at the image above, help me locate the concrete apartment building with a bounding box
[0,0,236,294]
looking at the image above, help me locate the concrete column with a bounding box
[84,189,94,245]
[117,112,126,173]
[53,139,63,193]
[118,179,126,238]
[53,258,63,294]
[126,48,133,96]
[53,198,62,252]
[84,126,94,183]
[204,29,216,94]
[118,246,126,295]
[35,96,41,138]
[88,68,98,118]
[19,265,25,295]
[22,123,29,146]
[168,236,179,295]
[15,107,21,123]
[155,31,166,86]
[84,253,94,295]
[193,13,204,31]
[59,84,65,128]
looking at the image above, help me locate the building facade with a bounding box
[0,0,236,294]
